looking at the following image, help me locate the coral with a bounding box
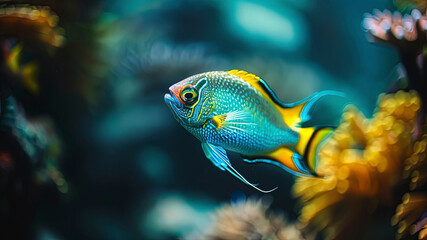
[361,8,427,239]
[362,9,426,51]
[392,123,427,239]
[293,91,421,240]
[362,9,427,103]
[0,4,65,47]
[186,198,306,240]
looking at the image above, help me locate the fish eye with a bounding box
[184,92,194,99]
[180,87,198,105]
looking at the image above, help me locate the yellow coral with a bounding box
[293,90,422,240]
[392,124,427,239]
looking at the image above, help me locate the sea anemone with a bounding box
[293,90,422,239]
[186,198,306,240]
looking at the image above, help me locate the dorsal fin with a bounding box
[227,69,281,105]
[227,69,301,127]
[227,69,345,130]
[227,69,261,84]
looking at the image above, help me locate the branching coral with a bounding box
[187,198,306,240]
[293,91,422,239]
[362,9,426,50]
[362,7,427,104]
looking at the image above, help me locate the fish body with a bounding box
[176,71,297,154]
[165,70,338,192]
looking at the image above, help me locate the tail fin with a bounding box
[279,90,345,131]
[260,91,344,176]
[275,91,341,175]
[224,70,342,176]
[243,126,333,177]
[297,127,333,172]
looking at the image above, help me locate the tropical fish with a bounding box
[164,70,342,192]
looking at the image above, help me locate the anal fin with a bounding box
[243,147,315,177]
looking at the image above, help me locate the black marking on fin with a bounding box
[301,126,333,176]
[257,78,317,109]
[257,78,288,107]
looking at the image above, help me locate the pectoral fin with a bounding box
[210,110,255,135]
[201,142,277,193]
[201,142,228,171]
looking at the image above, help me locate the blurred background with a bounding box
[0,0,400,239]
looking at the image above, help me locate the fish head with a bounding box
[164,73,214,130]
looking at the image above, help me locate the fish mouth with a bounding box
[164,90,186,123]
[164,90,183,109]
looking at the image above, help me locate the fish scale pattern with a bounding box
[185,71,298,155]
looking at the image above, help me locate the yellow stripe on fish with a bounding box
[227,69,303,129]
[227,69,334,174]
